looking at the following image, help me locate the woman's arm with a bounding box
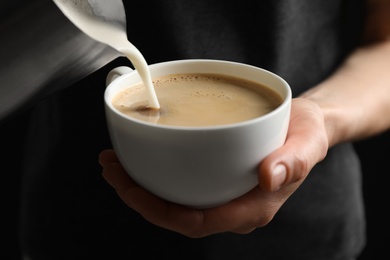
[301,0,390,146]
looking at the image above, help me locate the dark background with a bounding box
[2,1,388,258]
[354,132,389,259]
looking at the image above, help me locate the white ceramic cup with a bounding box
[105,59,291,208]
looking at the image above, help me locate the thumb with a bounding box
[258,98,329,192]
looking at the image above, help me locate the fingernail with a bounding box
[272,164,287,191]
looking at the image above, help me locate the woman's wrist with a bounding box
[297,94,348,148]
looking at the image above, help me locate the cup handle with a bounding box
[106,66,133,86]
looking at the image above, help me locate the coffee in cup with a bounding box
[112,73,283,127]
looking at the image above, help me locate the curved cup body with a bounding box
[105,59,291,208]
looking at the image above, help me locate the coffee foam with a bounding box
[113,73,282,127]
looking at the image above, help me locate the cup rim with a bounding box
[105,59,292,130]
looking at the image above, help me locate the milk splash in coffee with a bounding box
[53,0,160,109]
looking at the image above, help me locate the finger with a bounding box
[99,156,209,236]
[101,162,285,237]
[102,162,138,200]
[123,184,280,238]
[98,149,118,166]
[120,185,207,237]
[102,166,265,237]
[193,186,283,237]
